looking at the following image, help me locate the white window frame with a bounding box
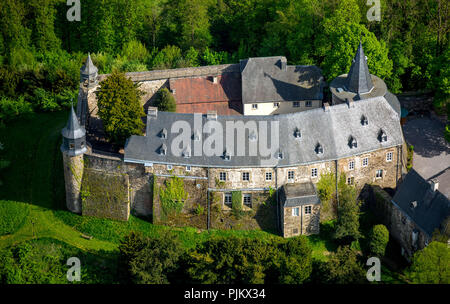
[287,171,295,182]
[242,172,250,181]
[347,176,354,185]
[293,101,300,108]
[386,151,393,162]
[305,101,312,107]
[362,157,369,167]
[348,160,355,170]
[376,169,383,179]
[186,165,191,172]
[292,207,299,217]
[274,102,280,108]
[265,172,272,181]
[224,193,232,207]
[305,206,312,214]
[252,104,258,110]
[311,168,318,178]
[219,172,227,181]
[243,194,252,208]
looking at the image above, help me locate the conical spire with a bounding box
[346,42,374,94]
[80,53,98,76]
[61,106,85,139]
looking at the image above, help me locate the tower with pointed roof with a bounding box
[61,106,87,213]
[346,42,374,94]
[80,53,98,88]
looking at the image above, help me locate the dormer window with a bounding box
[183,147,191,158]
[349,136,357,148]
[410,201,417,209]
[249,131,257,141]
[361,115,368,126]
[315,143,323,154]
[160,128,167,139]
[159,144,167,156]
[379,129,387,142]
[294,128,301,138]
[276,151,284,159]
[223,150,231,161]
[193,130,201,141]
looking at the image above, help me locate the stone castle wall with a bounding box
[62,153,84,214]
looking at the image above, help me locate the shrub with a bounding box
[0,201,30,236]
[159,176,188,217]
[195,205,204,215]
[153,88,176,112]
[406,242,450,284]
[317,246,366,284]
[369,224,389,257]
[0,96,33,124]
[96,71,145,145]
[231,191,243,218]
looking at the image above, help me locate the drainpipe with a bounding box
[275,166,280,234]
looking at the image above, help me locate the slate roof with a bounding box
[80,53,98,76]
[281,182,321,207]
[61,106,86,139]
[346,42,374,94]
[124,95,403,168]
[392,169,450,236]
[240,56,324,104]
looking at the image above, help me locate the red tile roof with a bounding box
[169,73,242,115]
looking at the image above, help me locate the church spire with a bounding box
[80,53,98,87]
[346,42,374,94]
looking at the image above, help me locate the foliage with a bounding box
[405,242,450,284]
[153,88,176,112]
[445,125,450,143]
[335,184,361,242]
[159,176,188,217]
[195,205,205,216]
[183,235,312,284]
[0,201,30,236]
[368,224,389,257]
[0,96,33,125]
[407,144,414,171]
[231,191,243,218]
[96,71,145,145]
[317,245,366,284]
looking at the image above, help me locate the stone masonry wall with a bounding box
[282,204,320,238]
[62,153,84,214]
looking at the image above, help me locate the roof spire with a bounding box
[346,41,374,94]
[62,106,85,140]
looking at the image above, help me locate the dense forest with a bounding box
[0,0,448,125]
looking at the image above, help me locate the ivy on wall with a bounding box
[159,175,188,217]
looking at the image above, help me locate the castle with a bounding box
[61,43,405,237]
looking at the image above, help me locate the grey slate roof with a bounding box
[240,56,324,104]
[281,182,321,207]
[61,106,86,139]
[392,169,450,236]
[124,95,403,168]
[346,42,374,94]
[384,91,401,117]
[80,53,98,76]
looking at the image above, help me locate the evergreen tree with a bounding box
[153,88,176,112]
[335,185,361,242]
[369,224,389,257]
[96,71,145,145]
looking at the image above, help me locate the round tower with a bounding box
[80,53,98,88]
[61,106,87,214]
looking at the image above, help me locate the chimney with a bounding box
[323,102,330,112]
[148,107,158,118]
[430,179,439,192]
[210,76,218,84]
[207,110,217,120]
[279,58,287,71]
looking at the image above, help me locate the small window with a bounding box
[274,102,280,108]
[243,194,252,208]
[288,171,294,181]
[265,172,272,181]
[167,164,173,170]
[293,228,299,235]
[252,104,258,110]
[69,143,75,149]
[292,207,299,217]
[160,128,167,139]
[376,169,383,178]
[223,151,231,161]
[348,160,355,170]
[242,172,250,181]
[361,115,368,126]
[349,136,357,148]
[219,172,227,181]
[224,193,232,207]
[311,168,318,178]
[294,128,301,138]
[362,157,369,167]
[305,206,312,214]
[186,166,191,172]
[277,151,284,159]
[316,144,323,154]
[347,177,354,185]
[293,102,300,108]
[386,152,393,162]
[305,101,312,107]
[379,130,387,142]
